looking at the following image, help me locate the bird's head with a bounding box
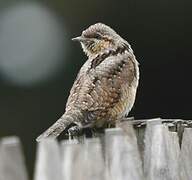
[72,23,129,58]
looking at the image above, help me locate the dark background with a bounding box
[0,0,191,177]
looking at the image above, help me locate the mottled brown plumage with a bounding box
[36,23,139,141]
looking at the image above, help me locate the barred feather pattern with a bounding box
[36,23,139,141]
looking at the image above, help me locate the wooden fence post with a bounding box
[165,131,180,180]
[180,128,192,180]
[143,119,162,177]
[34,139,63,180]
[0,136,28,180]
[61,140,85,180]
[104,128,123,179]
[144,122,180,180]
[106,123,144,180]
[84,138,106,180]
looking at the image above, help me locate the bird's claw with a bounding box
[68,125,82,138]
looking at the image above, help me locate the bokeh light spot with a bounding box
[0,2,68,86]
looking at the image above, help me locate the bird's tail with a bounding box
[36,111,82,142]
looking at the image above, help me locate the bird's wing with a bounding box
[65,52,138,124]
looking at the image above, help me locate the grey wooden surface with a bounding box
[0,118,192,180]
[180,128,192,180]
[0,136,28,180]
[34,139,63,180]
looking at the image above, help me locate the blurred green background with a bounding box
[0,0,191,177]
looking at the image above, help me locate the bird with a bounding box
[36,23,139,142]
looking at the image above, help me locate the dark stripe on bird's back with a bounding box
[91,45,129,69]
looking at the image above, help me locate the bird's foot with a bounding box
[68,125,83,138]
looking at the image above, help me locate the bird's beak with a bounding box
[72,36,88,42]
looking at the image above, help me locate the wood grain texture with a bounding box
[180,128,192,180]
[34,139,63,180]
[0,136,28,180]
[144,122,181,180]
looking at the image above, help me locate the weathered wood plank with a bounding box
[61,139,85,180]
[84,138,106,180]
[133,118,161,163]
[180,128,192,180]
[34,139,63,180]
[104,127,124,179]
[165,131,180,180]
[61,138,105,180]
[107,123,144,180]
[144,122,180,180]
[0,136,28,180]
[143,118,162,176]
